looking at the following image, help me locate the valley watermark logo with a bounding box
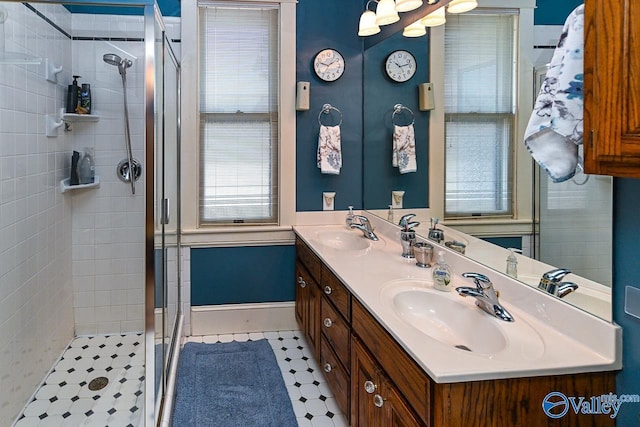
[542,391,640,419]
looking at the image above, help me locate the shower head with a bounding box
[103,53,133,75]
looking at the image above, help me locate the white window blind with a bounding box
[199,5,279,224]
[444,12,516,217]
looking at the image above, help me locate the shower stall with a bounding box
[0,0,181,425]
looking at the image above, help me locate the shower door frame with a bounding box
[2,0,162,425]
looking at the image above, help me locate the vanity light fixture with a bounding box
[447,0,478,14]
[395,0,423,13]
[421,6,446,27]
[375,0,400,26]
[403,19,427,37]
[358,1,381,36]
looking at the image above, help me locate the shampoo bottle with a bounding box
[66,75,81,113]
[78,83,91,114]
[432,251,453,292]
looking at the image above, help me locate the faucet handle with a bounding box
[542,268,571,282]
[462,272,492,290]
[398,213,416,228]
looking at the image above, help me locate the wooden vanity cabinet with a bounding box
[295,238,616,427]
[295,238,351,420]
[584,0,640,177]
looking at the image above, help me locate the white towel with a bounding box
[317,124,342,175]
[524,4,584,183]
[393,124,417,174]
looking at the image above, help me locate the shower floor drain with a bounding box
[88,376,109,391]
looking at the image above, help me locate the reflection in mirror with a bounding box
[363,4,612,321]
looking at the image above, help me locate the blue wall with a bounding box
[363,32,430,209]
[534,0,583,26]
[613,178,640,425]
[296,0,364,211]
[191,246,296,305]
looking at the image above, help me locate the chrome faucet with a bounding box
[456,272,514,322]
[428,218,444,244]
[349,214,379,241]
[398,213,416,229]
[538,268,579,298]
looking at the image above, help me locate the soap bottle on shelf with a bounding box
[78,148,95,184]
[506,248,522,278]
[77,83,91,114]
[432,251,453,292]
[66,75,81,113]
[387,204,394,222]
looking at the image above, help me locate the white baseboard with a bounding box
[190,302,297,336]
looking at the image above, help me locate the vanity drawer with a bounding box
[320,335,350,421]
[296,237,322,283]
[321,265,351,322]
[321,297,350,371]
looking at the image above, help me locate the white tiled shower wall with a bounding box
[0,2,74,422]
[70,13,147,335]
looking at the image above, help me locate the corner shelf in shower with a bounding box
[61,113,100,123]
[59,176,100,193]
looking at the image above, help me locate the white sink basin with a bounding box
[392,288,507,354]
[312,228,385,254]
[381,280,545,359]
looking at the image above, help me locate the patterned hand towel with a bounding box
[393,124,417,174]
[317,124,342,175]
[524,4,584,183]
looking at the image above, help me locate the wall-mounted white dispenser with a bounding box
[323,192,336,210]
[296,81,310,111]
[419,82,435,111]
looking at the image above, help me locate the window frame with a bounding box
[429,0,535,236]
[180,0,297,245]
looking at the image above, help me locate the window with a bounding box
[444,11,517,217]
[198,4,279,224]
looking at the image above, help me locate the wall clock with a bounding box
[385,50,417,83]
[313,49,345,82]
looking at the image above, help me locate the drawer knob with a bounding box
[364,380,376,394]
[373,394,385,408]
[323,318,333,328]
[324,363,332,373]
[297,276,306,288]
[324,285,333,295]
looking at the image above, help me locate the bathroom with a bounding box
[1,0,639,426]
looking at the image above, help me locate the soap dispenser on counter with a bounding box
[506,248,522,278]
[432,251,453,292]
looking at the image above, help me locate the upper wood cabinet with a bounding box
[584,0,640,177]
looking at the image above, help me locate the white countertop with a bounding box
[293,213,621,383]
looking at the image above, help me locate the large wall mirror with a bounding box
[362,1,613,322]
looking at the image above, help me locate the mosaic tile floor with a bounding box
[14,334,145,427]
[186,330,349,427]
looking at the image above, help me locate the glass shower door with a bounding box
[153,11,181,423]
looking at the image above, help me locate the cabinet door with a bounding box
[382,382,425,427]
[584,0,640,177]
[352,338,425,427]
[307,277,321,359]
[352,337,383,427]
[295,263,309,331]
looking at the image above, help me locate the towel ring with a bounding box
[318,103,343,127]
[392,104,415,126]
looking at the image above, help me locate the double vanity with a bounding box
[294,213,621,426]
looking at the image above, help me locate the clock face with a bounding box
[385,50,417,83]
[313,49,345,82]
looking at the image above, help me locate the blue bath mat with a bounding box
[171,339,297,427]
